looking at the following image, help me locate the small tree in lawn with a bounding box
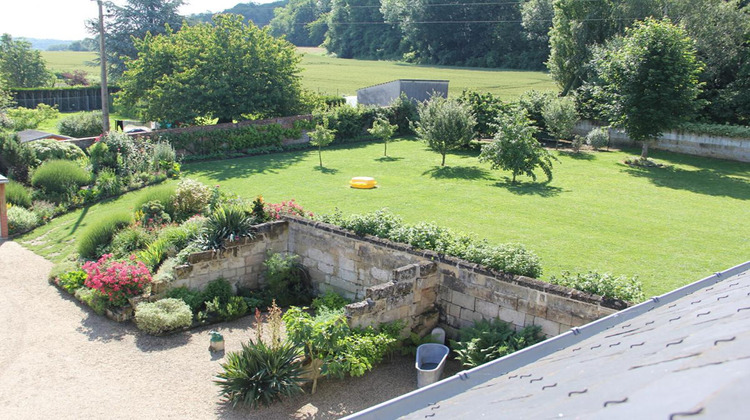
[590,18,703,161]
[367,116,397,157]
[414,96,476,166]
[308,121,335,168]
[542,96,578,149]
[479,111,558,184]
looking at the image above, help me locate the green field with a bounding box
[18,140,750,297]
[41,49,557,100]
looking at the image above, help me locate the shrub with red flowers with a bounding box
[82,254,152,307]
[264,199,313,220]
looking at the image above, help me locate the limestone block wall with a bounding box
[286,218,423,300]
[169,216,623,339]
[345,261,441,336]
[171,221,288,292]
[574,120,750,162]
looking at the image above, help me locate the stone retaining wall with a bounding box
[169,217,623,338]
[574,120,750,162]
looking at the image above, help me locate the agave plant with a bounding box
[215,339,305,408]
[199,205,255,250]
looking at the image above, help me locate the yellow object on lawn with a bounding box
[350,177,377,189]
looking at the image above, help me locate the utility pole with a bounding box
[95,0,110,132]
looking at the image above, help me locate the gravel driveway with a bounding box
[0,240,436,419]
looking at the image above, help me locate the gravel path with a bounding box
[0,240,444,419]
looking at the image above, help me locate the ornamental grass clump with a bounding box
[216,302,305,408]
[77,212,132,259]
[31,159,91,201]
[134,298,193,335]
[6,180,32,208]
[82,254,152,307]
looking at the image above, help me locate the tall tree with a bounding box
[117,14,304,124]
[414,96,476,167]
[326,0,402,59]
[591,18,703,159]
[270,0,330,47]
[0,34,52,88]
[89,0,185,79]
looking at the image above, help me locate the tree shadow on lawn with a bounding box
[558,150,596,161]
[621,164,750,200]
[494,179,564,197]
[375,156,404,162]
[422,165,493,180]
[184,151,308,181]
[314,166,340,175]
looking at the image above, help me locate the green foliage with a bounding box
[137,200,172,229]
[382,93,419,135]
[56,269,87,293]
[74,287,109,315]
[367,116,397,157]
[199,205,255,250]
[264,252,312,307]
[269,0,327,47]
[99,131,154,176]
[57,111,103,138]
[0,34,52,87]
[110,226,154,258]
[30,159,91,201]
[326,0,403,61]
[678,122,750,139]
[479,111,558,183]
[215,339,304,408]
[5,104,59,131]
[134,184,177,219]
[458,90,512,138]
[308,121,336,167]
[134,298,193,335]
[87,141,115,173]
[414,96,476,166]
[166,286,204,313]
[518,90,556,132]
[0,133,38,182]
[316,105,375,142]
[318,208,543,278]
[31,200,56,223]
[586,127,610,150]
[7,205,40,234]
[118,14,304,123]
[95,169,122,198]
[206,296,249,321]
[173,178,212,221]
[450,318,544,368]
[6,180,32,208]
[77,212,132,259]
[549,271,645,302]
[27,138,85,162]
[589,18,704,158]
[542,96,578,141]
[153,122,300,158]
[311,291,350,313]
[138,222,201,270]
[283,306,397,387]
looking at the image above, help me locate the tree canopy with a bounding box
[590,18,703,159]
[270,0,329,47]
[415,96,476,167]
[117,14,304,125]
[0,34,52,88]
[90,0,186,79]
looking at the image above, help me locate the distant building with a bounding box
[357,79,449,107]
[16,130,72,144]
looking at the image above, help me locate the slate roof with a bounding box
[347,261,750,419]
[16,130,71,143]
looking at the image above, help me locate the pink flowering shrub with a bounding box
[82,254,152,307]
[264,199,313,220]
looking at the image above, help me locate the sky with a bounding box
[0,0,276,41]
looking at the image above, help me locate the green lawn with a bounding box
[19,140,750,297]
[41,50,557,100]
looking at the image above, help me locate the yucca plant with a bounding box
[215,339,305,408]
[199,205,255,250]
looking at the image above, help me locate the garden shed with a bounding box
[357,79,449,106]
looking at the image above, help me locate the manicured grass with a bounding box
[41,50,557,101]
[18,141,750,296]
